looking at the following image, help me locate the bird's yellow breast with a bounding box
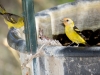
[4,18,24,28]
[65,26,86,44]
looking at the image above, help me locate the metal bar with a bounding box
[22,0,37,75]
[22,0,37,53]
[22,0,30,52]
[44,46,100,57]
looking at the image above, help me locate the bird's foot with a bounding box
[67,43,79,47]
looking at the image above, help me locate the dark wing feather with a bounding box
[3,13,20,24]
[73,26,86,40]
[0,4,6,14]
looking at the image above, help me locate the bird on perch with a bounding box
[62,18,88,46]
[0,4,24,29]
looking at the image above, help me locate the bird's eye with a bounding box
[66,20,69,22]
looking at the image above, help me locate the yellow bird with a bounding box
[0,4,24,29]
[62,18,87,46]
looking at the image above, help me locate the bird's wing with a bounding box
[0,4,6,14]
[73,26,86,40]
[3,13,20,24]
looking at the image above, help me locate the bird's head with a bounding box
[62,18,74,27]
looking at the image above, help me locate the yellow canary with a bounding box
[0,4,24,28]
[62,18,87,45]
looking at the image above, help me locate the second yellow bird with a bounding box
[0,4,24,29]
[62,18,87,45]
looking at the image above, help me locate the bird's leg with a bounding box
[74,44,79,47]
[67,42,74,46]
[67,42,79,47]
[72,43,79,47]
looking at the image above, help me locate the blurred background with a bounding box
[0,0,74,75]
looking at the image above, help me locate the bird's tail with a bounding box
[0,4,6,15]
